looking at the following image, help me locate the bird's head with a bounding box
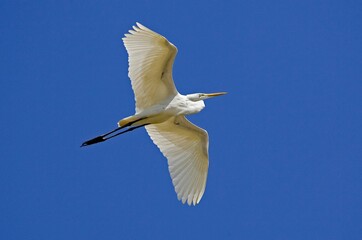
[187,92,227,102]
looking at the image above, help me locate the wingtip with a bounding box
[177,193,201,206]
[136,22,151,32]
[136,22,144,28]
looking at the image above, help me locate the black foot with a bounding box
[81,136,105,147]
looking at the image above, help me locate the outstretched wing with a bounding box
[122,23,178,113]
[145,116,209,205]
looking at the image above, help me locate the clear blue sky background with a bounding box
[1,0,361,239]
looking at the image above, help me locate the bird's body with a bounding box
[82,23,226,205]
[119,93,205,128]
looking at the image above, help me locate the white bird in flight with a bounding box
[82,23,226,205]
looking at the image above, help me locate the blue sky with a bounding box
[1,0,361,239]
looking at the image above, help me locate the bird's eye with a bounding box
[199,94,203,98]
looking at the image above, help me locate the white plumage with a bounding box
[82,23,226,205]
[146,116,209,205]
[123,23,178,113]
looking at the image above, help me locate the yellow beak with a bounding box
[204,92,227,98]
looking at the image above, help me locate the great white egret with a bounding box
[82,23,226,205]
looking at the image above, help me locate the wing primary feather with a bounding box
[145,116,209,205]
[122,22,178,113]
